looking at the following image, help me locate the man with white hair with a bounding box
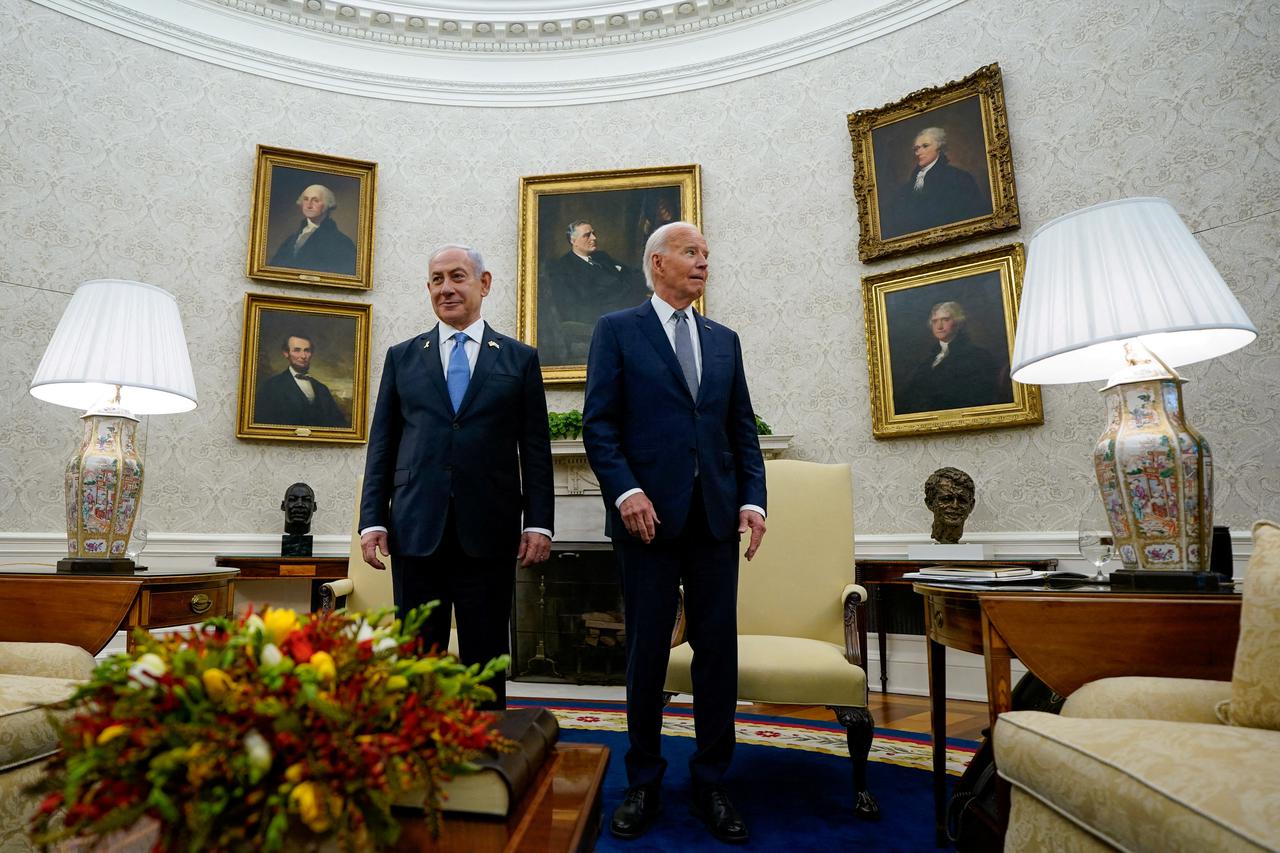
[269,183,357,275]
[884,126,988,238]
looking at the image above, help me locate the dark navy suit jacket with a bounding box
[359,323,554,558]
[582,301,766,542]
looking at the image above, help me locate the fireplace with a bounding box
[510,542,625,685]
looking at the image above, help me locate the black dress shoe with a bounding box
[610,786,661,839]
[690,786,749,844]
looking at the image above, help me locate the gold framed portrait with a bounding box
[236,293,372,444]
[517,164,703,384]
[862,243,1042,438]
[848,63,1020,262]
[247,145,377,290]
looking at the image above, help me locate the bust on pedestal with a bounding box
[281,482,315,557]
[908,467,989,561]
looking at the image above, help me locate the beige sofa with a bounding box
[994,521,1280,852]
[0,642,96,853]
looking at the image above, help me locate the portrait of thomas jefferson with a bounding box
[890,289,1008,414]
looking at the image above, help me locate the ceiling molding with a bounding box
[31,0,968,105]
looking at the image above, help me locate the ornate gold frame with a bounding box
[517,164,703,384]
[848,63,1020,262]
[236,293,372,444]
[862,243,1042,438]
[247,145,377,290]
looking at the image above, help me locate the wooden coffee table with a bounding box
[396,743,609,853]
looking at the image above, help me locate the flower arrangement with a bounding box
[28,605,507,851]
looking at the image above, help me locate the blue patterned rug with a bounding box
[512,700,977,852]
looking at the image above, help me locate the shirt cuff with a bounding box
[615,488,644,509]
[739,504,766,519]
[358,525,388,537]
[522,527,553,538]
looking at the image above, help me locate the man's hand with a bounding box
[360,531,389,571]
[619,492,660,544]
[518,531,552,567]
[739,509,767,561]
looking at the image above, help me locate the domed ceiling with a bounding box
[35,0,963,104]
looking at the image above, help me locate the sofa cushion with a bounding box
[1062,676,1231,724]
[1219,520,1280,731]
[995,711,1280,852]
[0,642,95,681]
[0,673,83,771]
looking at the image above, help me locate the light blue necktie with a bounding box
[672,311,699,398]
[446,332,470,412]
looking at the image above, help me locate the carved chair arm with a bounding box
[670,585,687,648]
[841,583,869,667]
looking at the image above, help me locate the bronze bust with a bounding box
[281,482,316,555]
[924,467,975,544]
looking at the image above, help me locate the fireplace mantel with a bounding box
[550,435,793,497]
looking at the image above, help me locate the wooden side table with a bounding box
[215,555,348,612]
[853,558,1058,693]
[913,581,1241,848]
[0,567,239,655]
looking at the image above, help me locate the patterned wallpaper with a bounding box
[1,0,1277,540]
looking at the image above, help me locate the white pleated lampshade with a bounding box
[30,279,198,414]
[1011,197,1257,384]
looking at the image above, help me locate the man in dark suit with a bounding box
[896,300,1012,414]
[359,244,554,709]
[255,333,349,428]
[583,221,767,844]
[883,127,991,238]
[269,184,357,276]
[541,221,650,363]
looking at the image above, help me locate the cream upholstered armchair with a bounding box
[994,520,1280,852]
[319,478,458,656]
[663,459,879,819]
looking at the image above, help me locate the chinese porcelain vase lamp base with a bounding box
[29,279,198,575]
[1011,198,1257,590]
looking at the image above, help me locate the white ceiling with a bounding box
[33,0,965,105]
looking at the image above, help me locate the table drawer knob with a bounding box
[189,593,213,615]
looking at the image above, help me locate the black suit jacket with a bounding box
[255,369,348,428]
[359,323,554,559]
[896,333,1011,414]
[583,301,766,542]
[269,217,357,276]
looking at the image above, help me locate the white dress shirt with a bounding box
[359,316,551,540]
[614,295,765,521]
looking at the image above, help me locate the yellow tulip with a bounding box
[285,762,306,783]
[289,781,340,833]
[262,608,299,644]
[385,675,408,691]
[309,650,336,683]
[96,724,128,745]
[201,667,236,701]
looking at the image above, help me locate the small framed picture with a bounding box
[848,63,1020,262]
[862,243,1042,438]
[517,164,702,384]
[247,145,376,290]
[236,293,372,443]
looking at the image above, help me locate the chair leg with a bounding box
[831,705,881,820]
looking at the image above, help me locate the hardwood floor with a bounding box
[735,693,990,741]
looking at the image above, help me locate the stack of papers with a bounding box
[903,569,1050,584]
[919,566,1034,579]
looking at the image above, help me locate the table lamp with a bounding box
[29,279,198,574]
[1011,198,1257,590]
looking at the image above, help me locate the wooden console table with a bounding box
[913,581,1241,847]
[852,558,1058,693]
[0,566,239,655]
[215,555,348,612]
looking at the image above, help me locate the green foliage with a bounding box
[754,415,773,436]
[547,410,584,440]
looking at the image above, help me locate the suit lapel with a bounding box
[636,302,695,400]
[419,326,453,412]
[455,323,501,417]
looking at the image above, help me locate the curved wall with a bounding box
[2,0,1277,544]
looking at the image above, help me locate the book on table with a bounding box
[918,565,1034,579]
[395,706,560,817]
